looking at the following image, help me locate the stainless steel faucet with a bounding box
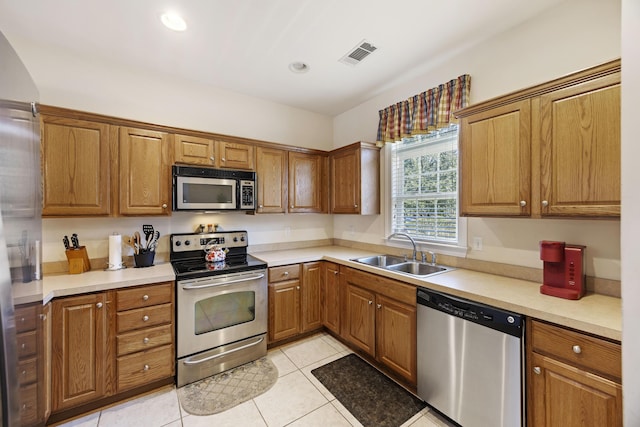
[388,232,417,261]
[428,251,437,266]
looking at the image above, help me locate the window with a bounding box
[390,125,460,244]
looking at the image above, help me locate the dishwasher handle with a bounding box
[417,287,523,338]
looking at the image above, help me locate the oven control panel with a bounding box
[171,231,248,253]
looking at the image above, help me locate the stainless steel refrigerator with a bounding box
[0,30,42,426]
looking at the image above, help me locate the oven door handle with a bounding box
[181,272,265,289]
[182,336,265,366]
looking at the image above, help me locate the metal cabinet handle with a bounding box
[542,200,549,207]
[96,302,103,308]
[142,294,149,301]
[520,200,527,207]
[376,304,382,309]
[143,364,150,371]
[162,203,168,209]
[143,337,150,344]
[142,315,149,322]
[368,300,373,305]
[296,286,300,290]
[221,157,226,162]
[533,366,541,375]
[354,204,358,208]
[334,271,338,275]
[573,345,582,354]
[259,205,263,208]
[210,156,215,161]
[290,205,294,209]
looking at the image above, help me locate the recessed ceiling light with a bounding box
[161,12,187,31]
[288,62,310,73]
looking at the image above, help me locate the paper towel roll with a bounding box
[109,234,122,268]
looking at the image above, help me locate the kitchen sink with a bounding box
[351,255,454,278]
[386,261,451,276]
[352,254,407,267]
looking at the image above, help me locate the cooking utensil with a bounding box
[147,231,160,252]
[142,224,154,248]
[63,235,70,250]
[133,231,142,254]
[71,233,79,249]
[124,235,137,253]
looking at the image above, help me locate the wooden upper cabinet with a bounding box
[255,146,287,213]
[457,59,620,218]
[288,151,328,213]
[459,100,531,216]
[174,134,215,166]
[330,142,380,215]
[119,127,171,216]
[538,72,621,217]
[41,115,111,216]
[174,135,255,170]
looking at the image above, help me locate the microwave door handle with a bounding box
[181,273,265,290]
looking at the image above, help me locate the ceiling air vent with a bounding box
[339,40,377,66]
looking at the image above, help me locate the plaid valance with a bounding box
[376,74,471,144]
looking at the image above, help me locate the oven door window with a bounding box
[194,291,256,335]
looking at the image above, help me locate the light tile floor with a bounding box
[54,332,453,427]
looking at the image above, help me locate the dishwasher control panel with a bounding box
[417,287,523,337]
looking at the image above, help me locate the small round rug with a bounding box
[177,357,278,416]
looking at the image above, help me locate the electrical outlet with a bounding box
[472,237,483,251]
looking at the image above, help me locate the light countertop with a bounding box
[42,245,621,341]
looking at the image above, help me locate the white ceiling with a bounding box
[0,0,566,116]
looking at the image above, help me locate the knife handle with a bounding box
[63,236,70,250]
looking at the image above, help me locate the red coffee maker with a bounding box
[539,241,586,300]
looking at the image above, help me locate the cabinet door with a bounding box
[256,147,287,213]
[119,127,171,215]
[530,352,622,427]
[41,116,111,216]
[217,140,255,170]
[268,280,301,342]
[174,134,215,166]
[51,293,112,411]
[301,262,322,332]
[375,294,416,384]
[343,284,376,357]
[322,262,340,334]
[539,73,620,217]
[288,152,327,213]
[460,100,531,216]
[330,147,360,214]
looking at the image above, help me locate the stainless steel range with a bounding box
[170,230,267,387]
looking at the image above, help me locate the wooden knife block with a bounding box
[65,247,91,274]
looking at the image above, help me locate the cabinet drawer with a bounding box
[16,330,37,359]
[15,305,37,333]
[117,282,173,311]
[116,303,173,333]
[269,265,300,283]
[18,358,38,386]
[19,382,38,426]
[117,324,173,356]
[117,345,174,391]
[531,320,621,381]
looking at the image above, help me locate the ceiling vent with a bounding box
[339,40,377,66]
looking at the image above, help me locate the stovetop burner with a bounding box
[170,231,267,280]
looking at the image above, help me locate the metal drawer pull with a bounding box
[96,302,103,308]
[183,336,265,366]
[143,315,149,322]
[283,271,289,276]
[368,300,373,305]
[573,345,582,354]
[143,337,150,344]
[143,364,150,371]
[377,304,382,309]
[542,200,549,207]
[519,200,527,207]
[143,294,149,301]
[533,366,541,375]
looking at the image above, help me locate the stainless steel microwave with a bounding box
[172,165,256,212]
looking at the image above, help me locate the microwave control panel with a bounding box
[240,180,255,209]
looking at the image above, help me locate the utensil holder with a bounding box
[133,251,155,268]
[65,247,91,274]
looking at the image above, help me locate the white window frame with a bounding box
[383,128,468,258]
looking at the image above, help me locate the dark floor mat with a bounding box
[311,353,426,427]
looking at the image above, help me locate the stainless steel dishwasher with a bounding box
[416,287,524,427]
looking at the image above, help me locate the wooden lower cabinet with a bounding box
[527,319,622,427]
[321,262,340,334]
[268,262,323,344]
[48,282,175,422]
[51,292,113,412]
[341,267,417,385]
